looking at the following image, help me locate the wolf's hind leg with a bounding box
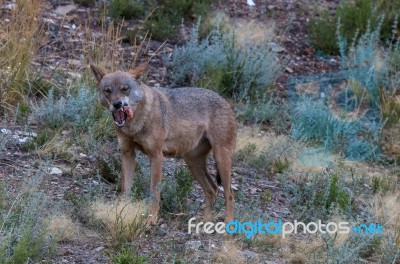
[183,140,217,221]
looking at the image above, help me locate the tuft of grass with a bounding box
[109,246,147,264]
[90,198,148,248]
[0,0,45,113]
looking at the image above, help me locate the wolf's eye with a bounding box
[104,87,111,94]
[122,86,129,92]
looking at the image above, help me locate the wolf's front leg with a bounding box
[147,153,163,225]
[120,147,136,195]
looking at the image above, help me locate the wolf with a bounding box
[90,64,237,225]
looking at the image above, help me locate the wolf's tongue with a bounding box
[113,110,125,123]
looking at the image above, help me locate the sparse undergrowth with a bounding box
[0,172,58,263]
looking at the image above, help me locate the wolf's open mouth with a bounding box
[112,109,127,128]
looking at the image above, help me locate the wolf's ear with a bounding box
[129,63,147,78]
[90,64,107,83]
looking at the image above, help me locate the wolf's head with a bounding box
[90,63,147,128]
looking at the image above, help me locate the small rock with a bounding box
[231,184,240,191]
[160,223,167,229]
[237,249,258,260]
[18,137,32,144]
[1,128,11,135]
[2,3,16,10]
[54,4,76,16]
[17,131,37,137]
[94,246,105,252]
[49,167,63,175]
[250,188,258,195]
[79,153,88,159]
[268,42,285,53]
[185,240,202,251]
[246,0,255,7]
[68,59,81,67]
[285,67,294,73]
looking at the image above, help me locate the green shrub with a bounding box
[160,167,193,219]
[109,0,144,20]
[308,0,400,54]
[143,0,211,41]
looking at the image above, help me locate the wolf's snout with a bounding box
[113,100,123,110]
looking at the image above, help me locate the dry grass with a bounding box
[372,193,400,231]
[90,198,148,246]
[213,240,246,264]
[47,213,80,242]
[235,127,272,155]
[82,16,124,72]
[233,19,275,46]
[0,0,45,113]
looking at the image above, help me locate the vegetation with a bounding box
[308,0,400,54]
[165,20,281,101]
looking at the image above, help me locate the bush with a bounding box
[143,0,211,41]
[290,97,381,161]
[308,0,400,54]
[283,168,355,222]
[31,85,113,137]
[160,167,193,219]
[109,0,145,20]
[165,21,281,101]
